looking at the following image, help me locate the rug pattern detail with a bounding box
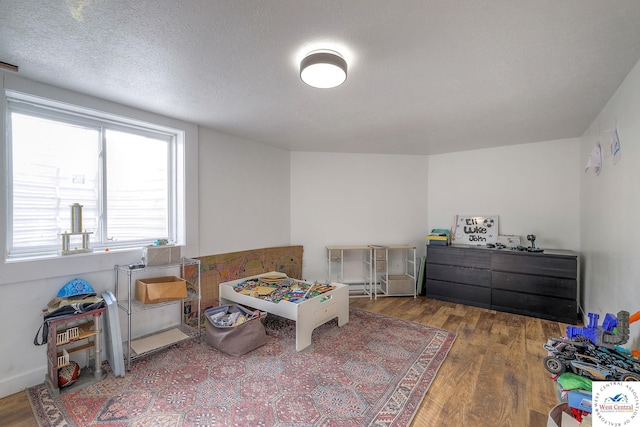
[28,309,456,426]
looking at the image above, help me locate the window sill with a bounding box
[1,248,144,285]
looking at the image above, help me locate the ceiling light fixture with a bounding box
[0,61,19,72]
[300,50,347,89]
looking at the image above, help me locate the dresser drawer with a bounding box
[492,271,576,299]
[492,252,577,279]
[426,263,491,287]
[423,244,577,324]
[492,289,577,323]
[426,279,491,309]
[426,246,492,269]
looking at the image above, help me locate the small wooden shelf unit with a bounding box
[44,307,107,397]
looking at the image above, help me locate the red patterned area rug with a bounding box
[28,309,456,427]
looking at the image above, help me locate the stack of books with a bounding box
[427,229,450,246]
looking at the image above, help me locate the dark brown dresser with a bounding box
[425,244,578,324]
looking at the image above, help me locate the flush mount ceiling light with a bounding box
[0,61,19,72]
[300,50,347,89]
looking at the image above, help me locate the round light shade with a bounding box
[300,51,347,88]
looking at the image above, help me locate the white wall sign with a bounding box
[453,215,499,244]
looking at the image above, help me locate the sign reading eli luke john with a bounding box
[453,215,499,245]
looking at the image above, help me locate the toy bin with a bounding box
[204,305,267,357]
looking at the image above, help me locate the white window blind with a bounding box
[6,95,178,259]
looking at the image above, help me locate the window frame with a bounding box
[6,92,180,259]
[0,73,198,284]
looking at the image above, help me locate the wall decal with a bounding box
[585,143,602,175]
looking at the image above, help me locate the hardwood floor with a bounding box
[350,296,566,427]
[1,296,567,426]
[0,389,38,427]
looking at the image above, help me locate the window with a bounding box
[6,93,182,260]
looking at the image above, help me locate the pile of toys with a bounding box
[543,309,640,425]
[233,277,335,304]
[208,307,261,327]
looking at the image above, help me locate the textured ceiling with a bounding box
[2,1,640,155]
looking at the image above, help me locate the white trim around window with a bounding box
[0,72,199,285]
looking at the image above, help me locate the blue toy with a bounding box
[56,278,96,299]
[543,310,640,382]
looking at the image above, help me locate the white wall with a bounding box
[0,118,291,399]
[4,57,639,398]
[427,140,581,251]
[198,128,291,255]
[579,58,640,348]
[0,74,200,398]
[291,143,581,285]
[290,152,429,282]
[0,74,294,398]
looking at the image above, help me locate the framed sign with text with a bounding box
[453,215,499,245]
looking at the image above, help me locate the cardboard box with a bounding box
[135,276,187,304]
[143,245,181,266]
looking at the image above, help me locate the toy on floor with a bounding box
[543,310,640,382]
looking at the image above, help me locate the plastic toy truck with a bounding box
[543,310,640,382]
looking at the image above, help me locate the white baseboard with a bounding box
[0,365,46,399]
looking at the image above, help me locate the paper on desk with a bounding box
[585,144,602,175]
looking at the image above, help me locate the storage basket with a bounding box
[204,305,267,356]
